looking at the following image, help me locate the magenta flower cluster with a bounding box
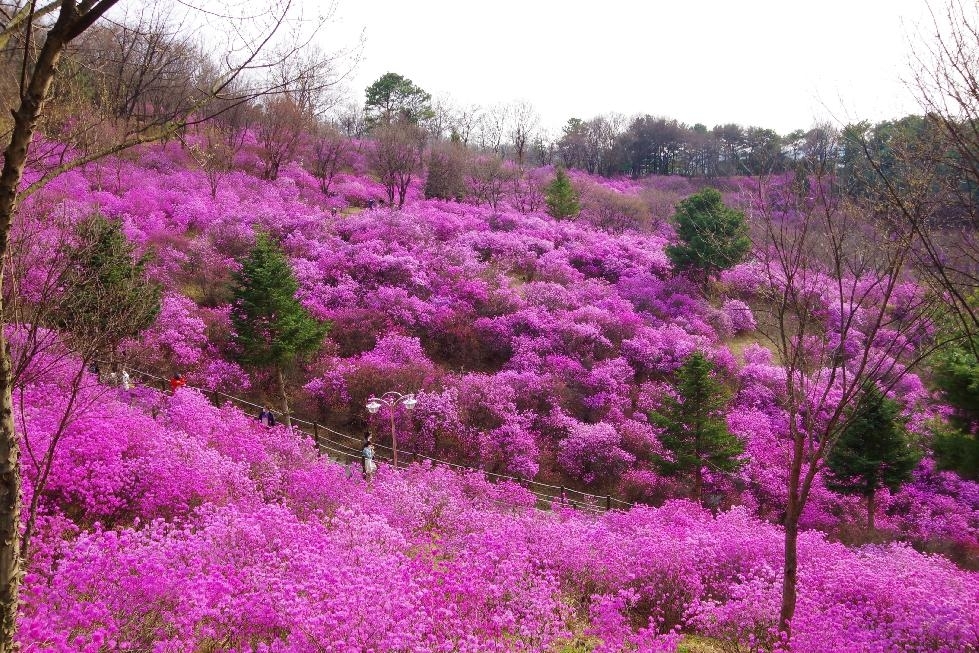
[8,138,979,648]
[14,363,979,651]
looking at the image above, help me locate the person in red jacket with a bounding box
[169,373,186,394]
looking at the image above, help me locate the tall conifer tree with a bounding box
[824,386,920,530]
[650,351,745,502]
[545,167,580,219]
[665,187,749,284]
[231,233,328,425]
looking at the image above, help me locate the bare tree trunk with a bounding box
[0,6,83,647]
[779,432,805,639]
[0,330,20,653]
[780,502,800,641]
[20,363,88,560]
[867,491,876,532]
[276,366,291,428]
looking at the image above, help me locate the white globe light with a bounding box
[366,399,381,414]
[403,395,417,410]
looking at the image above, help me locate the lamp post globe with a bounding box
[365,391,418,470]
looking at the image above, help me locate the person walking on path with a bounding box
[169,373,186,395]
[120,368,131,391]
[362,436,377,481]
[258,406,276,427]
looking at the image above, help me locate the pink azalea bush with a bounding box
[9,135,979,650]
[14,362,979,651]
[13,141,977,542]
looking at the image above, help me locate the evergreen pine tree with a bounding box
[824,386,921,530]
[58,214,162,350]
[930,337,979,479]
[932,337,979,426]
[231,232,328,425]
[545,167,580,219]
[649,351,745,502]
[665,187,750,284]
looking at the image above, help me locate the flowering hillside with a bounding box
[15,142,977,555]
[8,137,979,650]
[15,365,979,651]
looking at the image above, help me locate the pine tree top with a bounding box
[231,232,328,369]
[824,386,921,497]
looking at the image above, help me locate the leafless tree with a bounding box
[468,154,516,210]
[257,94,309,180]
[452,103,482,147]
[331,98,368,138]
[275,45,345,120]
[862,0,979,347]
[70,5,202,122]
[184,124,235,198]
[310,121,353,196]
[182,96,261,197]
[531,130,556,166]
[425,94,456,142]
[369,120,425,208]
[579,182,650,233]
[424,139,468,201]
[557,113,625,175]
[510,168,547,213]
[474,103,509,156]
[0,2,349,646]
[508,100,539,166]
[750,161,945,640]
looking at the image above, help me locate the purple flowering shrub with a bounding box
[14,361,979,651]
[4,114,979,653]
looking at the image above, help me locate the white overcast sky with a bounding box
[321,0,938,136]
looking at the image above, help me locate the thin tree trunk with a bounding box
[276,366,291,428]
[779,430,805,640]
[0,330,20,653]
[21,362,87,560]
[867,491,876,532]
[780,500,800,641]
[693,465,702,503]
[0,6,78,647]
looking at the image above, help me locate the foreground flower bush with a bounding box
[13,368,979,651]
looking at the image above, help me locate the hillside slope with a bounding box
[16,367,979,651]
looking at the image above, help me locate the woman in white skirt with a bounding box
[362,437,377,481]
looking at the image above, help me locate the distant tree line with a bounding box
[334,72,976,199]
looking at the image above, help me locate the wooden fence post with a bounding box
[606,494,611,511]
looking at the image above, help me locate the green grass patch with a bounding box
[725,332,779,364]
[678,635,727,653]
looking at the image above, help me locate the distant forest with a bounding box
[0,12,959,198]
[331,74,951,188]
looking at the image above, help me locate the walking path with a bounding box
[121,364,634,514]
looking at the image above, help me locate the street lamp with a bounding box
[365,391,417,469]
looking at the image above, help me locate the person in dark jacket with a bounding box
[258,406,276,427]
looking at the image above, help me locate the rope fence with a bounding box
[108,362,634,514]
